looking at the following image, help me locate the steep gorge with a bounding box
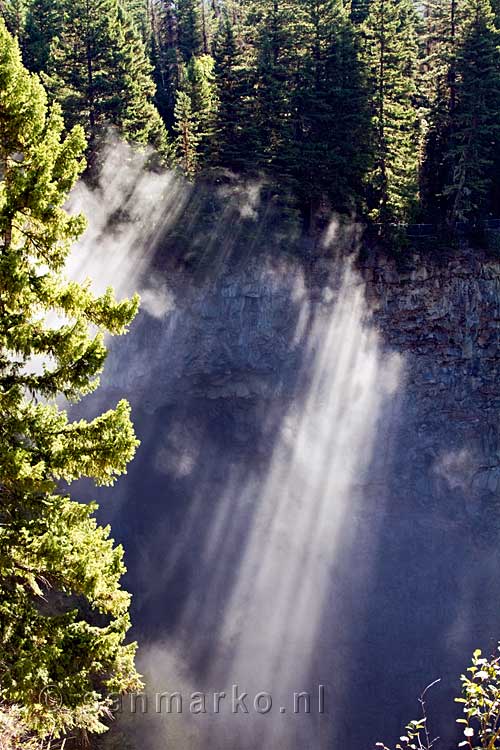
[79,232,500,750]
[3,6,500,745]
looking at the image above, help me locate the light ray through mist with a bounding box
[221,270,400,686]
[65,143,404,749]
[64,142,500,750]
[65,136,189,316]
[134,265,403,750]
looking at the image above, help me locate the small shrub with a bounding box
[376,645,500,750]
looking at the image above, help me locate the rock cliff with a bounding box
[86,238,500,750]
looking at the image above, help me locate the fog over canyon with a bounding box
[69,143,500,750]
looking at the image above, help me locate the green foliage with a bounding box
[0,0,28,40]
[442,0,500,225]
[183,53,217,146]
[44,0,170,157]
[363,0,420,222]
[420,0,500,226]
[174,88,200,177]
[0,704,44,749]
[7,0,500,232]
[177,0,203,61]
[211,14,253,170]
[150,0,182,128]
[0,19,142,738]
[251,0,296,172]
[146,0,500,231]
[456,647,500,750]
[23,0,63,73]
[120,0,151,42]
[419,0,462,221]
[291,0,370,220]
[376,645,500,750]
[350,0,371,23]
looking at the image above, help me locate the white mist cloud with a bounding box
[154,421,200,479]
[66,141,405,749]
[65,135,189,316]
[133,263,403,750]
[433,449,475,491]
[216,265,402,719]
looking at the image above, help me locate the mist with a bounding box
[66,136,188,316]
[67,141,500,750]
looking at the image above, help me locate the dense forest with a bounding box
[2,0,500,231]
[1,0,500,747]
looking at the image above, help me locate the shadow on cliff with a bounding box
[314,249,500,750]
[72,169,500,750]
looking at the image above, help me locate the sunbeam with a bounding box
[132,262,403,750]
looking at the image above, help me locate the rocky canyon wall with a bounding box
[82,235,500,750]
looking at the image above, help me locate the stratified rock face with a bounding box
[88,244,500,750]
[350,249,500,749]
[367,251,499,509]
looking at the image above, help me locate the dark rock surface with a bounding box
[85,242,500,750]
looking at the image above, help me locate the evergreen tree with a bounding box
[0,20,141,738]
[174,88,200,176]
[184,53,217,147]
[45,0,170,157]
[211,14,252,169]
[291,0,370,224]
[363,0,420,222]
[23,0,63,72]
[350,0,371,24]
[251,0,296,172]
[0,0,28,41]
[177,0,203,60]
[419,0,463,221]
[443,0,500,224]
[200,0,216,53]
[121,0,150,41]
[150,0,182,128]
[488,0,500,26]
[115,3,171,152]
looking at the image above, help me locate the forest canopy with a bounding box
[2,0,500,230]
[1,0,500,744]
